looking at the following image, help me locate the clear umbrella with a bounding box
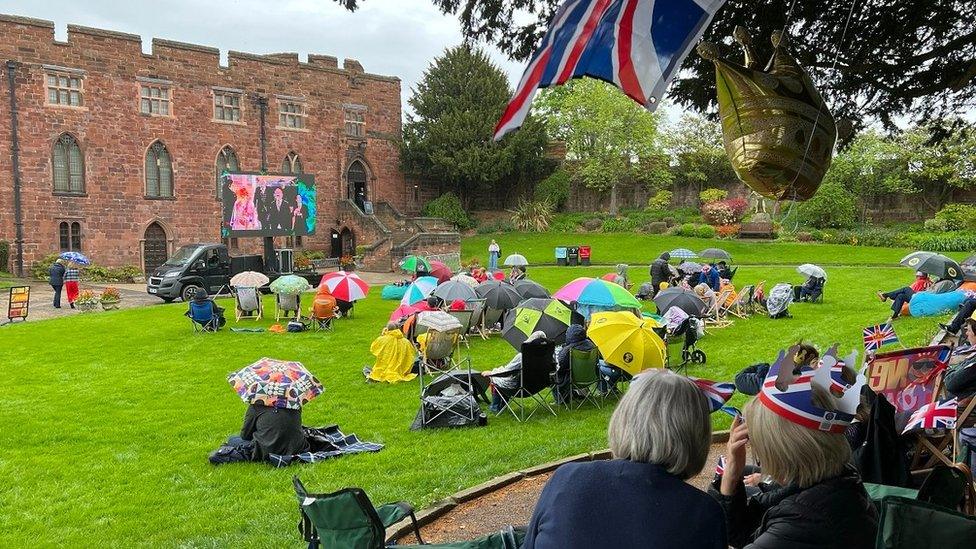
[504,254,529,267]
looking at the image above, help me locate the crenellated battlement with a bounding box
[0,13,397,82]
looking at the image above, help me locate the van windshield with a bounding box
[164,245,202,267]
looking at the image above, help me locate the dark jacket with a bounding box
[525,460,726,549]
[49,262,66,285]
[945,357,976,399]
[734,363,770,396]
[852,392,911,487]
[710,467,877,549]
[704,265,721,291]
[650,253,671,288]
[556,324,598,374]
[240,403,309,461]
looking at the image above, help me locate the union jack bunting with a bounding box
[715,454,726,476]
[689,377,735,413]
[863,322,899,352]
[494,0,726,140]
[902,397,958,434]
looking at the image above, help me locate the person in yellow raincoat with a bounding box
[365,323,417,383]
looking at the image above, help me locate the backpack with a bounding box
[287,320,307,333]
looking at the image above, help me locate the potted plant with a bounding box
[339,254,356,271]
[99,287,122,310]
[294,255,313,272]
[76,290,99,312]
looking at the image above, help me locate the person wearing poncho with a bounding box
[366,323,417,383]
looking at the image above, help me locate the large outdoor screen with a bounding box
[220,173,317,238]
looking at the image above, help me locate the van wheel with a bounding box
[181,284,202,303]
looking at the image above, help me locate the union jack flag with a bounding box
[690,377,735,412]
[902,397,958,434]
[715,454,725,476]
[493,0,726,140]
[863,323,899,352]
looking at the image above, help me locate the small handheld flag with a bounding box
[689,377,735,413]
[863,322,898,352]
[902,397,958,434]
[715,454,726,476]
[494,0,726,140]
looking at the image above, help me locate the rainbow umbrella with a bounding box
[401,276,438,305]
[554,278,640,309]
[399,255,431,273]
[502,298,571,350]
[588,312,666,376]
[319,271,370,302]
[227,357,323,410]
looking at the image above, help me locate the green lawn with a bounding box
[462,232,970,267]
[0,239,953,546]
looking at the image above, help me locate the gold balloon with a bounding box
[698,28,836,201]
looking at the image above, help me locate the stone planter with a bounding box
[77,301,98,312]
[100,300,121,311]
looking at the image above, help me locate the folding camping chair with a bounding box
[567,348,602,409]
[752,281,767,315]
[723,284,754,319]
[447,310,475,348]
[234,287,263,321]
[417,329,460,375]
[480,308,504,338]
[704,287,734,330]
[916,463,976,515]
[416,329,478,428]
[486,338,557,421]
[466,298,486,337]
[309,301,337,332]
[293,476,424,549]
[875,495,976,549]
[186,300,219,333]
[276,293,301,322]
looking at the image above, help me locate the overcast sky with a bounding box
[1,0,529,114]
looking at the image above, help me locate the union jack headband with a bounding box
[758,345,866,434]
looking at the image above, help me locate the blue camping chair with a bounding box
[187,300,219,332]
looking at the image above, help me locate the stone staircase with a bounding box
[337,199,460,271]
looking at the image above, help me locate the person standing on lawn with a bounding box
[649,252,671,297]
[64,264,81,309]
[488,239,500,271]
[49,259,66,309]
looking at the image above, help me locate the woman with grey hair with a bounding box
[523,369,726,548]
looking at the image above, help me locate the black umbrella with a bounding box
[899,251,963,280]
[699,248,731,261]
[474,280,522,310]
[513,279,550,299]
[653,287,707,317]
[502,298,571,350]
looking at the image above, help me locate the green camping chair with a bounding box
[916,463,976,514]
[568,348,602,409]
[294,476,423,549]
[876,495,976,548]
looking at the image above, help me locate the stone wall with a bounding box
[0,14,407,272]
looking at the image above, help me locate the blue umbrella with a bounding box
[401,276,439,305]
[59,251,90,265]
[669,248,697,260]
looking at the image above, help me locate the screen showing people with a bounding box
[221,173,316,237]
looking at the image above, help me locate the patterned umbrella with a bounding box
[230,271,270,288]
[417,310,463,332]
[432,280,478,303]
[678,261,703,273]
[401,276,439,305]
[504,254,529,267]
[502,298,571,349]
[429,260,453,283]
[319,271,370,302]
[514,279,550,299]
[59,251,90,266]
[450,274,479,288]
[900,251,962,280]
[699,248,731,260]
[269,274,311,295]
[475,280,522,310]
[669,248,698,259]
[227,357,323,410]
[588,312,666,376]
[554,278,641,309]
[399,255,431,273]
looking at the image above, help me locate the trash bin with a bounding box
[567,246,580,267]
[555,246,568,266]
[579,245,591,266]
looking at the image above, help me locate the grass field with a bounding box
[0,239,953,546]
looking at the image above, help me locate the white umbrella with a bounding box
[417,310,463,333]
[230,271,270,288]
[504,254,529,267]
[797,264,827,280]
[450,274,479,288]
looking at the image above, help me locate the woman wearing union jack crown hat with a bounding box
[710,345,878,549]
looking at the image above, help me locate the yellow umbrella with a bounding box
[588,311,666,376]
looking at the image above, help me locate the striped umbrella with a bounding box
[230,271,270,288]
[59,251,90,266]
[588,312,666,376]
[669,248,697,259]
[319,271,370,302]
[401,276,439,305]
[399,255,431,273]
[554,278,641,309]
[502,298,571,350]
[269,274,311,296]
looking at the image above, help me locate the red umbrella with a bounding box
[492,271,506,281]
[390,304,421,322]
[429,260,453,284]
[319,271,370,302]
[600,272,617,283]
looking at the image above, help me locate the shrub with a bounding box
[702,201,737,226]
[716,225,740,239]
[913,231,976,253]
[299,250,325,260]
[602,217,638,232]
[83,265,143,283]
[662,217,677,227]
[699,188,728,204]
[646,190,673,211]
[422,192,474,230]
[696,224,717,239]
[723,198,749,221]
[582,218,604,231]
[31,253,60,280]
[99,287,122,302]
[510,199,554,232]
[797,231,814,242]
[0,240,8,273]
[534,170,571,210]
[476,219,516,234]
[924,218,950,232]
[645,221,668,234]
[934,204,976,230]
[673,223,716,238]
[795,181,857,229]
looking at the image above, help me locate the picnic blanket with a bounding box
[268,425,383,467]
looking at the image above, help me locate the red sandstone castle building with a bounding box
[0,14,456,275]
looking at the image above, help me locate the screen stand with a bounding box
[263,237,278,274]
